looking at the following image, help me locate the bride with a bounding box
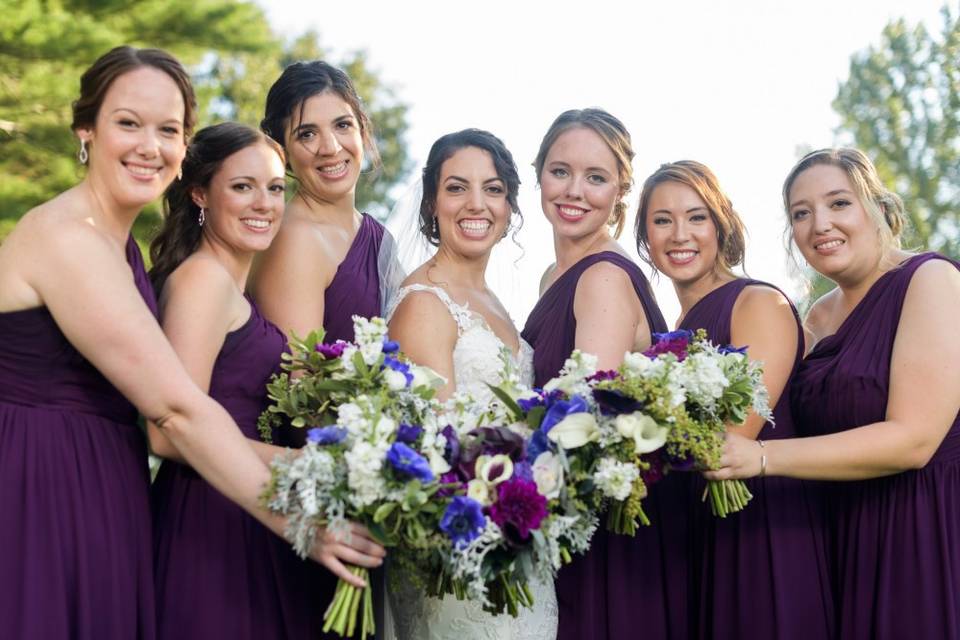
[385,129,558,640]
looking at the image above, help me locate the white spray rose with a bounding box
[532,451,564,499]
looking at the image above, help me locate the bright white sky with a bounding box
[261,0,945,326]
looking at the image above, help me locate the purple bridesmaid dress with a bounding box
[791,253,960,639]
[521,251,681,640]
[679,279,833,639]
[0,237,157,639]
[322,213,388,343]
[152,298,330,639]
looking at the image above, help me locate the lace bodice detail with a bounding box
[386,284,534,399]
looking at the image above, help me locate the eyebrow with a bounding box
[229,175,285,182]
[651,205,707,215]
[443,175,504,185]
[108,107,182,125]
[789,188,854,208]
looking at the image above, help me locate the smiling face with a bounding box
[195,142,286,254]
[76,66,187,210]
[645,180,722,287]
[284,91,364,205]
[434,146,511,260]
[539,126,622,242]
[787,163,883,283]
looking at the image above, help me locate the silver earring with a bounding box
[78,139,88,165]
[177,166,183,181]
[432,216,438,236]
[198,207,206,226]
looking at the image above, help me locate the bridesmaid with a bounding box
[636,160,833,639]
[251,60,399,343]
[520,109,670,640]
[0,47,382,640]
[709,148,960,639]
[250,60,397,637]
[148,123,326,638]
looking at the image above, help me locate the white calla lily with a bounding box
[615,412,668,454]
[547,412,600,449]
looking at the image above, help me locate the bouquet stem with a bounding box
[703,479,753,518]
[322,566,375,639]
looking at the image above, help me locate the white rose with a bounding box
[615,412,668,454]
[623,351,652,375]
[547,412,600,449]
[383,369,408,391]
[411,365,445,390]
[532,451,564,499]
[427,447,451,475]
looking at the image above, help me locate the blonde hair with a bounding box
[782,148,906,260]
[533,108,634,238]
[635,160,746,276]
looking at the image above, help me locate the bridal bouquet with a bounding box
[394,352,600,618]
[258,316,449,639]
[629,329,772,518]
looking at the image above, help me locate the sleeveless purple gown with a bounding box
[679,279,833,639]
[791,253,960,639]
[152,298,328,639]
[0,236,157,639]
[322,213,387,343]
[521,251,677,640]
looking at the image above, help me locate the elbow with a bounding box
[147,412,191,459]
[904,442,939,471]
[146,422,177,459]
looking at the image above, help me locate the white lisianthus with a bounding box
[547,412,600,449]
[467,478,493,506]
[614,412,669,454]
[383,369,408,391]
[475,454,514,486]
[532,451,564,499]
[593,457,640,501]
[373,415,396,441]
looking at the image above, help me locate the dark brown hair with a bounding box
[260,60,380,169]
[419,129,521,247]
[72,46,197,138]
[150,122,284,293]
[532,108,634,238]
[635,160,746,275]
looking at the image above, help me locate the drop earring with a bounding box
[432,216,439,236]
[198,207,206,227]
[177,166,183,181]
[78,139,88,165]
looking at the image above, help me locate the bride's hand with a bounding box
[702,432,765,481]
[309,521,386,587]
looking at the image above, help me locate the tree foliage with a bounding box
[833,4,960,257]
[0,0,410,245]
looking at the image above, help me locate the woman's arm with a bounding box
[707,259,960,481]
[573,261,650,370]
[31,222,383,585]
[727,285,800,439]
[387,290,458,400]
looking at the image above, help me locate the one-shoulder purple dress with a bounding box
[322,213,388,343]
[791,253,960,639]
[679,279,833,639]
[0,236,157,639]
[152,298,328,639]
[522,251,677,640]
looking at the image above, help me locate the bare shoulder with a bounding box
[576,259,634,300]
[734,284,795,320]
[539,263,557,294]
[901,256,960,313]
[391,287,457,328]
[163,253,237,308]
[252,213,334,286]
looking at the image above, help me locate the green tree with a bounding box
[833,4,960,257]
[0,1,410,245]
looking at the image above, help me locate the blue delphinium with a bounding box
[382,338,400,354]
[440,496,487,548]
[718,344,749,355]
[386,442,434,483]
[307,425,348,445]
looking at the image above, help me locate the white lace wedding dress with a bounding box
[383,284,558,640]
